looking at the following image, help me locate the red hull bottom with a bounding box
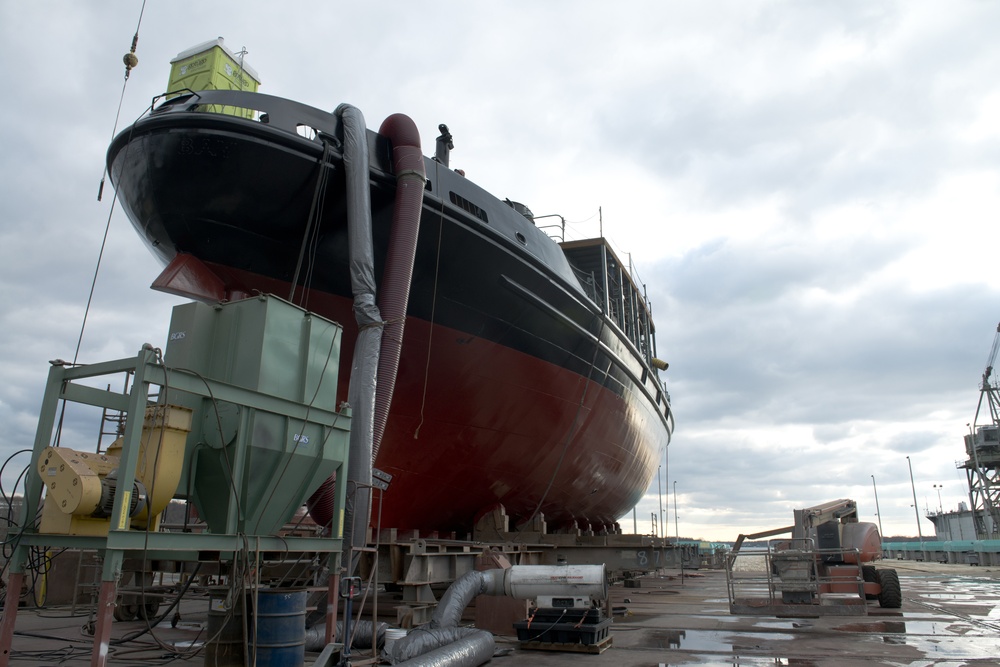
[159,261,662,533]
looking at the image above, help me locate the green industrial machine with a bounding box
[165,295,350,536]
[1,294,353,664]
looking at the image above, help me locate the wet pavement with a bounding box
[3,559,999,666]
[514,560,1000,667]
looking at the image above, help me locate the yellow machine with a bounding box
[37,404,192,536]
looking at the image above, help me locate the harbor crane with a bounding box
[960,322,1000,539]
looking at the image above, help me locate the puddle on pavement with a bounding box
[750,620,806,630]
[869,634,1000,659]
[658,656,817,666]
[834,620,986,636]
[642,629,796,652]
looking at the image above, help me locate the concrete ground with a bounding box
[3,559,999,666]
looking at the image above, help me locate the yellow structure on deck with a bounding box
[167,37,260,118]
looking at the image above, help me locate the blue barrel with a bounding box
[254,589,306,667]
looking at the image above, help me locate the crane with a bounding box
[962,322,1000,539]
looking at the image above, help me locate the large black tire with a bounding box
[862,565,878,600]
[877,568,902,608]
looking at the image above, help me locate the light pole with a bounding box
[663,444,669,540]
[906,456,924,543]
[871,474,884,538]
[673,480,679,542]
[657,465,664,538]
[933,484,943,514]
[673,480,683,582]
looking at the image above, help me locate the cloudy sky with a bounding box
[2,1,999,542]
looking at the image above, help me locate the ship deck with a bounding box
[4,559,998,666]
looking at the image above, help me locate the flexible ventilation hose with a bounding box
[306,104,379,563]
[372,113,426,457]
[307,110,424,569]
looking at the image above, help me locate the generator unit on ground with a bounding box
[509,565,612,653]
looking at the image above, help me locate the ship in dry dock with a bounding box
[106,39,673,536]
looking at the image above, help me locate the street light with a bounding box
[933,484,943,514]
[674,480,683,583]
[906,456,924,543]
[664,444,669,540]
[673,480,679,542]
[871,474,884,537]
[657,465,663,538]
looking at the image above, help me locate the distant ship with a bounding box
[107,42,672,535]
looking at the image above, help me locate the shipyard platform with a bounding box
[4,559,999,666]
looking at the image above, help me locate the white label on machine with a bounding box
[117,490,131,530]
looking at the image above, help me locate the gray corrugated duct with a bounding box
[305,103,379,574]
[307,109,425,578]
[304,620,387,651]
[384,565,607,666]
[427,570,500,629]
[388,627,495,666]
[383,570,500,666]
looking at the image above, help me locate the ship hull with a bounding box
[108,91,671,533]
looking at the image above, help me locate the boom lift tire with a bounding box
[862,565,878,600]
[876,568,902,608]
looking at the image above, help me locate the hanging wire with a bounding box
[97,0,147,202]
[289,138,334,305]
[71,0,150,369]
[72,0,147,366]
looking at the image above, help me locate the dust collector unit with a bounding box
[164,294,351,536]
